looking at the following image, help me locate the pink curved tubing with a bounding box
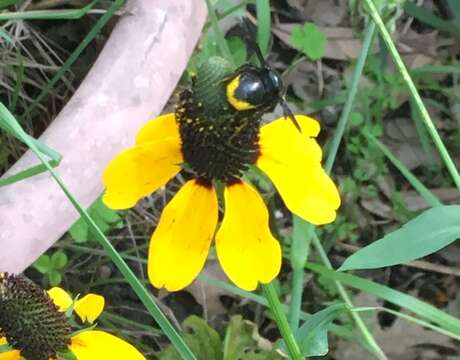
[0,0,206,273]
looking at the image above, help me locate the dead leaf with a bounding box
[360,197,393,219]
[384,117,440,170]
[187,260,229,320]
[273,23,439,67]
[401,188,460,212]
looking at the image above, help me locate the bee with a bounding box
[224,29,301,131]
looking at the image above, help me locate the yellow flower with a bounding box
[0,277,145,360]
[103,111,340,292]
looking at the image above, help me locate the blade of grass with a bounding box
[311,234,387,360]
[0,0,96,20]
[353,307,460,341]
[447,0,460,27]
[204,0,234,68]
[306,261,460,336]
[364,0,460,191]
[0,103,197,360]
[289,21,386,359]
[10,53,24,112]
[261,283,302,359]
[0,112,63,186]
[24,0,125,118]
[365,132,442,207]
[409,98,438,170]
[255,0,270,56]
[411,64,460,75]
[403,1,460,35]
[0,0,21,8]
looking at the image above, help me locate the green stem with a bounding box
[2,105,196,359]
[366,133,442,207]
[324,21,376,173]
[312,235,387,360]
[363,0,460,191]
[289,22,385,358]
[288,266,304,329]
[262,283,303,359]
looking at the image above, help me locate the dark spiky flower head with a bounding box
[0,273,71,360]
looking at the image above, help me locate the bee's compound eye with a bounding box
[268,70,283,95]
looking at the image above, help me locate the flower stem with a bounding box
[262,283,303,359]
[362,0,460,191]
[289,22,386,358]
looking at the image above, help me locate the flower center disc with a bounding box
[0,274,71,360]
[176,89,262,183]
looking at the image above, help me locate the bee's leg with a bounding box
[281,99,301,132]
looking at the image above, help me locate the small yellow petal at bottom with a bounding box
[69,331,145,360]
[148,180,218,292]
[102,138,183,210]
[0,338,21,360]
[136,113,179,145]
[258,116,340,225]
[75,294,105,324]
[47,287,72,312]
[215,182,281,291]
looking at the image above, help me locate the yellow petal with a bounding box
[215,181,281,291]
[69,331,145,360]
[136,113,179,144]
[75,294,105,324]
[47,287,72,312]
[0,338,21,360]
[257,115,341,225]
[102,138,183,209]
[148,180,218,291]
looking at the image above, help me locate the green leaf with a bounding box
[403,2,460,35]
[280,304,347,357]
[33,255,51,273]
[0,0,21,8]
[448,0,460,27]
[92,199,122,224]
[339,205,460,271]
[0,103,62,187]
[306,262,460,336]
[69,196,122,243]
[223,315,279,360]
[69,220,89,243]
[227,37,247,68]
[49,270,62,286]
[0,343,12,353]
[256,0,271,57]
[51,251,68,269]
[290,22,326,60]
[160,315,222,360]
[57,348,78,360]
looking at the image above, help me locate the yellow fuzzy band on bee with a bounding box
[226,75,256,111]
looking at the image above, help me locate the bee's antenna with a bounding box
[241,17,268,68]
[241,16,302,133]
[280,98,301,132]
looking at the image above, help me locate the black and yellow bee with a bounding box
[175,32,299,183]
[224,45,300,131]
